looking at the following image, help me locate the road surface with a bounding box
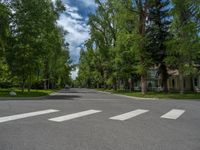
[0,88,199,150]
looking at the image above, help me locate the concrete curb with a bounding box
[112,93,159,100]
[96,91,112,94]
[96,90,200,101]
[96,90,160,100]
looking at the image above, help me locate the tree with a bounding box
[5,0,69,92]
[0,1,10,57]
[113,0,137,91]
[131,0,153,94]
[147,0,171,92]
[77,49,92,87]
[87,0,120,89]
[0,2,12,88]
[78,0,153,94]
[165,0,200,93]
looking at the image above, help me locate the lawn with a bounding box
[0,88,56,97]
[96,89,200,100]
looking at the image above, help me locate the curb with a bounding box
[112,93,159,101]
[96,90,159,101]
[96,90,200,101]
[96,91,112,94]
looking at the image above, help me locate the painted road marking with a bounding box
[161,109,185,120]
[48,110,102,122]
[0,109,59,123]
[110,109,149,121]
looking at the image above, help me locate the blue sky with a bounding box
[55,0,97,79]
[57,0,96,63]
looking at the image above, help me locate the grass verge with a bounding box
[0,88,58,97]
[96,89,200,100]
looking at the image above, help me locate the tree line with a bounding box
[76,0,200,94]
[0,0,71,92]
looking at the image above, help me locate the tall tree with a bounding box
[147,0,171,92]
[0,1,10,56]
[6,0,68,92]
[166,0,200,93]
[113,0,137,90]
[132,0,152,94]
[87,0,117,88]
[0,1,12,88]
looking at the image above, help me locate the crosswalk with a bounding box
[110,109,149,121]
[161,109,185,120]
[49,110,102,122]
[0,109,185,123]
[0,109,59,123]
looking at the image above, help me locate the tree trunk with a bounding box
[124,79,128,91]
[179,70,184,94]
[129,78,132,91]
[141,74,147,94]
[137,0,148,95]
[131,79,135,91]
[22,78,25,93]
[28,75,31,92]
[160,64,168,93]
[162,78,168,93]
[113,78,117,91]
[44,80,47,90]
[47,79,50,89]
[44,59,49,90]
[190,77,194,91]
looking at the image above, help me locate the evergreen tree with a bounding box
[147,0,171,92]
[166,0,200,93]
[0,1,10,56]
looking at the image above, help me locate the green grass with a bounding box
[96,89,200,100]
[0,88,57,97]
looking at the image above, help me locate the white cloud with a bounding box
[70,12,83,20]
[64,3,78,12]
[57,3,91,79]
[57,4,90,64]
[71,68,79,80]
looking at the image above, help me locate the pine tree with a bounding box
[166,0,200,93]
[147,0,171,92]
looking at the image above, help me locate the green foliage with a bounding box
[0,2,10,56]
[0,88,56,97]
[77,0,200,94]
[0,0,71,91]
[165,0,200,75]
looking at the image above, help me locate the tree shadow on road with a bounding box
[46,95,81,100]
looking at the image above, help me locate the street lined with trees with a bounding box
[76,0,200,94]
[0,0,71,94]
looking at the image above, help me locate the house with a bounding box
[167,70,200,92]
[134,68,200,92]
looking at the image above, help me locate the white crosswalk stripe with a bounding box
[0,109,59,123]
[48,109,102,122]
[0,108,186,123]
[161,109,185,120]
[109,109,149,121]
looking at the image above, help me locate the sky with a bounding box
[56,0,97,79]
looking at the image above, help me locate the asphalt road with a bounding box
[0,88,200,150]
